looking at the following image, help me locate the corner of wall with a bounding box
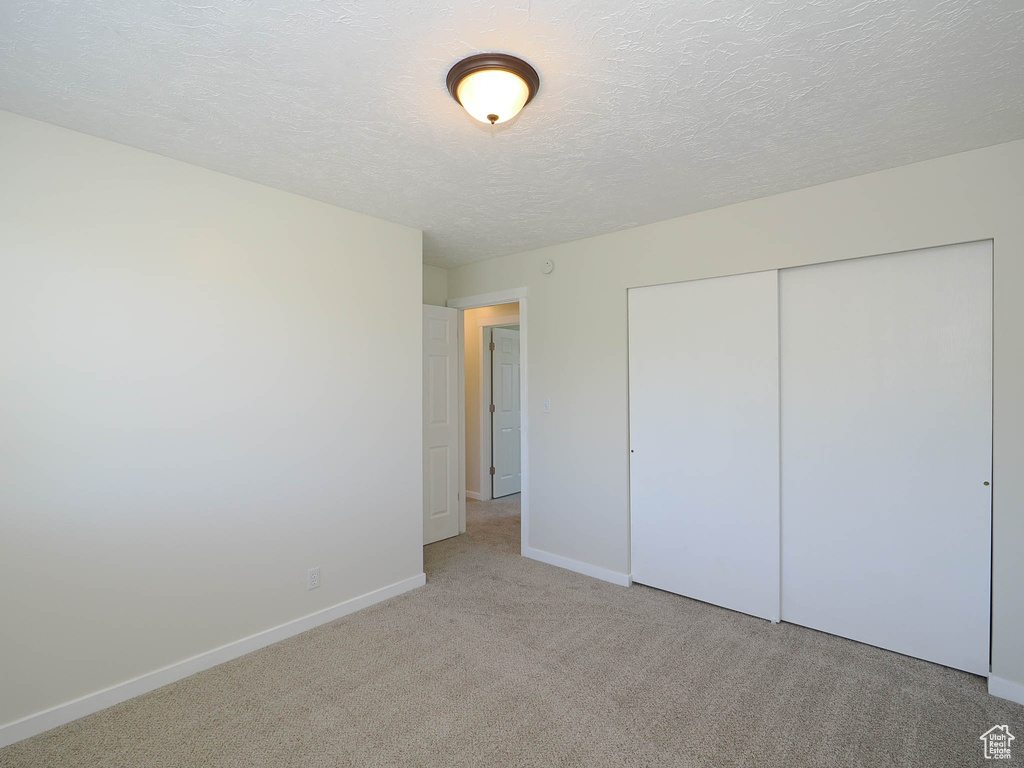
[423,264,448,306]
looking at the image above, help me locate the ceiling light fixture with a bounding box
[446,53,540,125]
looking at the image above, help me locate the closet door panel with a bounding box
[629,271,780,621]
[780,241,992,674]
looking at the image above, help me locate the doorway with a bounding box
[462,302,519,502]
[446,289,529,555]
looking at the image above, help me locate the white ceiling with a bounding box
[2,1,1023,268]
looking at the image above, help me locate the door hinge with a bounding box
[489,342,495,351]
[490,403,496,413]
[490,466,496,476]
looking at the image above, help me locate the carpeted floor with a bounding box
[2,494,1021,767]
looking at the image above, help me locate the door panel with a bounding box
[423,305,459,544]
[780,241,992,674]
[427,445,450,518]
[491,328,521,498]
[629,271,780,621]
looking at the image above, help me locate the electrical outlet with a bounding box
[307,567,320,591]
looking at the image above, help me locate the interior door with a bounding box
[780,241,992,674]
[491,327,521,498]
[629,271,781,621]
[423,305,460,545]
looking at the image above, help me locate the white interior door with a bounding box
[780,241,992,674]
[423,305,460,545]
[629,271,780,621]
[491,327,521,498]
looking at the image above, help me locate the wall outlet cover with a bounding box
[307,567,320,590]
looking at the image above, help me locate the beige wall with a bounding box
[463,303,520,497]
[422,264,448,306]
[448,139,1024,689]
[0,111,424,726]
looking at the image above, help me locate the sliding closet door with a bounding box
[780,241,992,674]
[629,271,780,621]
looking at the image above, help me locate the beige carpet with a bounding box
[2,494,1021,767]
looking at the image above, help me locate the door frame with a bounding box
[448,288,529,555]
[478,316,520,501]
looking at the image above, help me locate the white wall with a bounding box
[463,303,520,496]
[423,264,448,306]
[448,139,1024,690]
[0,111,424,727]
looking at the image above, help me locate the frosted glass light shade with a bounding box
[456,69,530,124]
[446,54,540,126]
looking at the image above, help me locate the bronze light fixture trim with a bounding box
[446,53,541,125]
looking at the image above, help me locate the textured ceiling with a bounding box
[2,1,1023,267]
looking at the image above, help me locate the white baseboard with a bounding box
[0,572,426,749]
[989,675,1024,706]
[465,490,483,501]
[524,546,632,587]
